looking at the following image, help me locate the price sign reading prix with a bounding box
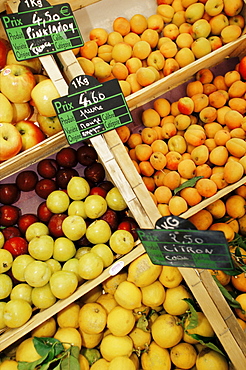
[1,0,84,61]
[136,216,234,271]
[52,74,133,144]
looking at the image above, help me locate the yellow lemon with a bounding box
[80,329,103,348]
[163,285,193,315]
[141,280,165,307]
[108,356,136,370]
[140,341,171,370]
[80,285,103,304]
[54,327,82,350]
[100,334,133,361]
[127,253,162,287]
[114,280,142,309]
[170,342,197,369]
[159,266,183,288]
[79,302,107,334]
[129,326,151,351]
[102,270,128,295]
[96,292,118,314]
[90,358,110,369]
[57,302,80,328]
[15,337,42,362]
[31,317,57,337]
[151,314,183,348]
[196,348,229,370]
[79,354,90,370]
[107,306,135,336]
[0,360,18,370]
[183,312,215,344]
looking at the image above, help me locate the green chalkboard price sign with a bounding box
[1,0,84,61]
[136,216,234,271]
[52,74,133,144]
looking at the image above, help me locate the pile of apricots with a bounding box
[74,0,245,95]
[116,61,246,217]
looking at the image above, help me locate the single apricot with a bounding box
[228,97,246,115]
[113,17,131,36]
[204,122,222,138]
[226,138,246,158]
[142,176,156,192]
[161,123,177,139]
[151,139,168,154]
[189,209,213,230]
[204,138,217,152]
[180,187,202,206]
[195,163,212,178]
[196,68,214,84]
[223,160,244,184]
[154,170,167,187]
[153,98,171,118]
[168,195,188,216]
[213,130,231,146]
[163,171,181,190]
[154,185,173,204]
[116,126,131,143]
[157,204,171,217]
[127,133,142,148]
[224,70,241,87]
[213,75,228,91]
[208,90,227,108]
[206,199,226,219]
[135,144,153,161]
[224,110,243,130]
[190,145,209,165]
[165,151,183,170]
[139,161,155,177]
[141,127,158,145]
[225,194,246,219]
[177,159,196,179]
[195,178,218,198]
[150,152,167,170]
[210,172,228,190]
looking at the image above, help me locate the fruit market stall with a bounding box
[1,0,246,369]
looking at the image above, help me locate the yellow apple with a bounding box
[37,114,63,136]
[12,102,32,123]
[0,92,13,122]
[6,50,42,74]
[0,122,22,161]
[31,79,60,117]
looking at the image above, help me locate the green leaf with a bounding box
[33,337,64,358]
[60,356,80,370]
[182,298,199,330]
[70,346,80,359]
[187,334,225,355]
[17,355,47,370]
[212,276,243,309]
[174,176,203,195]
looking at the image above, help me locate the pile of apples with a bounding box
[0,38,63,162]
[116,57,246,216]
[0,144,138,330]
[75,0,245,96]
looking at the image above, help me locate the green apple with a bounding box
[3,299,32,328]
[62,258,83,283]
[37,114,63,137]
[68,200,87,219]
[67,177,90,201]
[84,195,108,219]
[31,283,56,309]
[86,219,112,244]
[49,270,78,299]
[28,234,54,261]
[25,222,49,242]
[0,274,13,299]
[45,258,62,274]
[10,283,33,304]
[0,249,13,273]
[53,237,76,262]
[11,254,35,282]
[106,187,127,211]
[109,229,135,255]
[46,190,70,214]
[24,260,52,288]
[62,215,87,241]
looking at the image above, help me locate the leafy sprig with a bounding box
[17,337,80,370]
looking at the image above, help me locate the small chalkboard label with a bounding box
[52,74,132,144]
[136,216,234,271]
[1,0,84,61]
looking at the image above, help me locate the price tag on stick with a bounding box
[52,74,133,144]
[1,0,84,60]
[136,216,234,271]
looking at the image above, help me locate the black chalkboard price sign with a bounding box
[52,74,132,144]
[136,216,234,271]
[1,0,84,61]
